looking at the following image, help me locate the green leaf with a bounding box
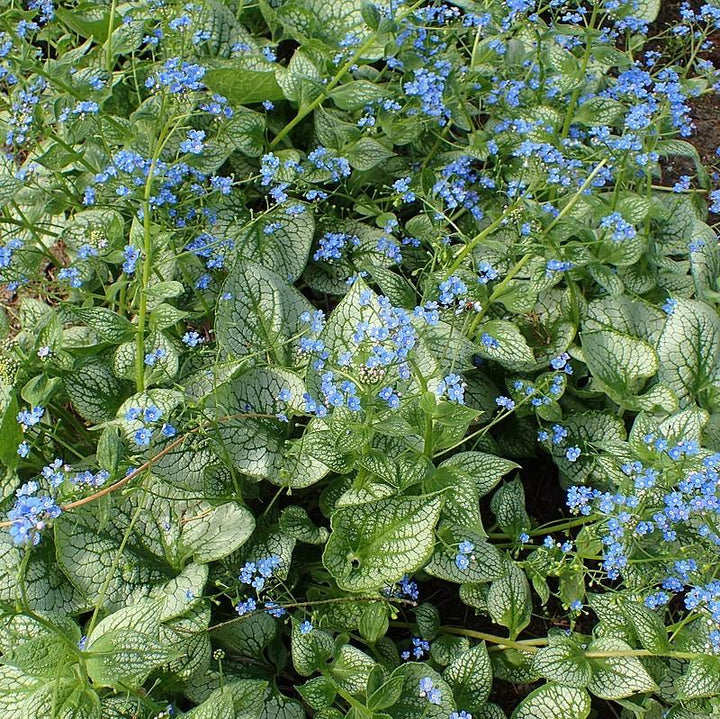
[425,534,504,584]
[186,681,268,719]
[213,613,277,661]
[86,629,173,688]
[437,452,519,497]
[367,675,404,711]
[323,494,443,591]
[330,644,375,693]
[276,49,323,104]
[276,0,368,43]
[582,330,658,395]
[0,667,101,719]
[0,534,87,616]
[0,387,23,469]
[656,299,720,406]
[180,502,255,563]
[279,505,329,544]
[330,80,391,111]
[632,0,661,22]
[573,97,625,126]
[70,307,135,344]
[345,137,396,171]
[54,505,170,611]
[56,4,120,42]
[676,657,720,700]
[212,366,330,486]
[291,620,335,676]
[487,564,532,639]
[443,642,493,711]
[298,676,337,709]
[586,637,657,699]
[358,602,389,643]
[620,602,671,653]
[531,640,592,688]
[258,693,305,719]
[64,357,128,423]
[0,614,77,677]
[216,260,312,363]
[0,156,22,209]
[476,320,535,370]
[490,479,530,537]
[385,664,453,718]
[221,108,266,157]
[235,207,315,282]
[511,682,591,719]
[204,63,285,104]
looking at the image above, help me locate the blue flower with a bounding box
[122,246,140,274]
[17,406,45,429]
[299,620,313,634]
[134,428,152,446]
[8,492,62,546]
[179,129,206,155]
[144,405,163,423]
[182,331,203,347]
[236,597,257,615]
[144,348,167,366]
[58,267,82,288]
[546,259,573,277]
[455,553,470,569]
[480,333,499,349]
[265,601,286,617]
[662,297,677,315]
[565,446,581,462]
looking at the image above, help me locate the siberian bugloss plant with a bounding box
[3,0,720,716]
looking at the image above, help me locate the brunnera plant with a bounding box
[2,0,720,717]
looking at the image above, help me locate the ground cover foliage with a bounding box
[3,0,720,716]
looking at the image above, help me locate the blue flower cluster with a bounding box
[454,540,475,569]
[438,275,468,305]
[566,444,720,647]
[6,78,45,148]
[418,677,442,704]
[186,232,235,272]
[145,57,206,94]
[599,212,637,242]
[239,555,282,591]
[236,555,284,616]
[404,62,453,124]
[313,232,360,262]
[383,574,420,600]
[17,405,44,430]
[9,482,61,546]
[436,373,466,404]
[258,148,353,211]
[401,637,430,660]
[124,405,176,446]
[432,156,484,220]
